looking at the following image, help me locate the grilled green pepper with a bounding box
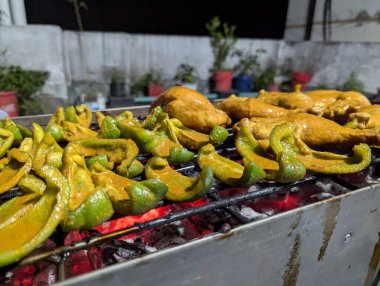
[270,122,371,174]
[91,163,167,215]
[118,113,194,164]
[61,187,114,232]
[0,149,32,194]
[0,128,14,159]
[146,157,214,201]
[62,121,98,142]
[86,154,114,170]
[47,107,65,128]
[142,106,163,130]
[235,124,306,183]
[198,144,266,186]
[33,133,63,176]
[4,119,26,146]
[116,159,144,178]
[18,174,47,195]
[65,105,92,128]
[45,123,64,142]
[169,118,228,150]
[0,165,69,267]
[98,116,121,139]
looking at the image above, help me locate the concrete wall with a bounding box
[1,25,380,107]
[285,0,380,42]
[0,25,67,99]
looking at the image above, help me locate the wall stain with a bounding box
[317,198,341,262]
[283,234,301,286]
[363,232,380,286]
[288,211,302,237]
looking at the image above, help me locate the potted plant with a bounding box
[254,66,276,92]
[110,69,126,97]
[0,65,49,116]
[291,70,312,91]
[342,72,364,92]
[232,49,265,92]
[131,70,164,97]
[174,64,198,90]
[206,16,237,93]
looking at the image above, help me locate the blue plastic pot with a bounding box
[233,74,253,92]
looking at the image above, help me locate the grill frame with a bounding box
[6,104,380,286]
[54,184,380,286]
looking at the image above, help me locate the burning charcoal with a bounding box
[65,250,95,278]
[33,264,57,286]
[99,240,146,266]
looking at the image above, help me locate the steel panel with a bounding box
[55,184,380,286]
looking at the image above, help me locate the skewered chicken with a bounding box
[257,89,371,121]
[345,105,380,129]
[216,94,289,119]
[151,86,231,133]
[234,112,380,150]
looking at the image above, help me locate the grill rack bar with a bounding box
[18,176,317,267]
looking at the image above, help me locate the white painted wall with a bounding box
[1,25,380,105]
[285,0,380,42]
[0,25,68,99]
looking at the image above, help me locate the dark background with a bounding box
[25,0,289,39]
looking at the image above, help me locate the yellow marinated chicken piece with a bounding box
[216,94,289,119]
[345,105,380,129]
[234,112,380,150]
[257,89,371,121]
[151,86,231,133]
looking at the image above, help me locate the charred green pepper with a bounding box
[198,144,266,186]
[146,157,214,201]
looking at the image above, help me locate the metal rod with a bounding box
[19,176,317,267]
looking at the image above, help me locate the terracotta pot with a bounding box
[213,71,233,93]
[291,71,312,91]
[0,91,19,118]
[147,84,165,97]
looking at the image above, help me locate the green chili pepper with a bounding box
[198,144,266,186]
[86,154,114,170]
[146,157,214,202]
[141,106,162,130]
[62,121,98,142]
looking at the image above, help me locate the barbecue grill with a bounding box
[1,105,380,286]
